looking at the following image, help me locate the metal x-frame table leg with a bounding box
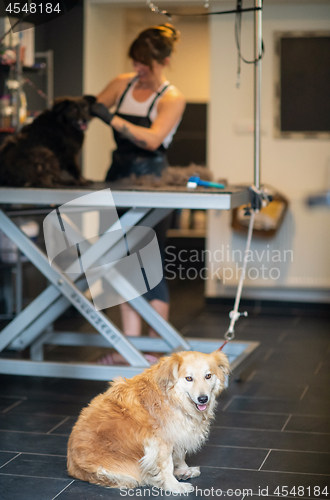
[0,206,189,374]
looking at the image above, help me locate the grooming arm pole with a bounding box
[254,0,262,193]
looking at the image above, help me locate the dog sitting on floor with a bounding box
[67,350,229,494]
[0,96,94,188]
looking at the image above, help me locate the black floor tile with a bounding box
[8,399,85,417]
[317,361,330,375]
[209,427,330,453]
[287,317,330,334]
[264,351,324,371]
[0,451,18,468]
[226,380,307,400]
[49,417,77,436]
[250,368,317,386]
[313,373,330,386]
[188,445,268,470]
[0,475,72,500]
[224,395,330,416]
[214,411,288,431]
[262,449,330,475]
[0,397,23,413]
[0,430,68,455]
[286,415,330,434]
[305,383,330,401]
[0,453,68,479]
[274,338,330,355]
[0,413,68,434]
[54,479,126,499]
[0,375,106,404]
[0,377,51,399]
[193,467,330,498]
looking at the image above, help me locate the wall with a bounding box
[207,2,330,301]
[35,4,84,97]
[83,3,126,180]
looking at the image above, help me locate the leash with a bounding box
[218,340,228,351]
[219,208,256,351]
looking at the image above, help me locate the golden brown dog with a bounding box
[67,350,229,494]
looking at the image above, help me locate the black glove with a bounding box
[90,102,114,125]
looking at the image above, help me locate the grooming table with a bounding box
[0,183,259,380]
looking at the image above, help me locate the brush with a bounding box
[187,176,225,190]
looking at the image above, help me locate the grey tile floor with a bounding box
[0,284,329,499]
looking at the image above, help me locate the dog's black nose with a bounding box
[198,395,208,404]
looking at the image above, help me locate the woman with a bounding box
[91,24,185,347]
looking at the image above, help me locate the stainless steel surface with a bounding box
[0,185,249,210]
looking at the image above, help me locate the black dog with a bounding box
[0,96,94,188]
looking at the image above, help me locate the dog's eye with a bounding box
[185,376,193,382]
[205,374,212,380]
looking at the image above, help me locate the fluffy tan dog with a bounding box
[67,350,229,494]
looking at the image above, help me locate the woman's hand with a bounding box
[90,102,114,125]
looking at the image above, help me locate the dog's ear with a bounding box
[153,353,183,390]
[52,97,72,114]
[210,350,230,384]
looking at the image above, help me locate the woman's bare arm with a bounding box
[110,88,185,151]
[96,73,134,109]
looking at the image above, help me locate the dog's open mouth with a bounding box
[195,403,207,412]
[79,121,88,131]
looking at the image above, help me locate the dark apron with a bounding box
[105,76,170,182]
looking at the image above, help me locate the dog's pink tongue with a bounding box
[197,404,207,411]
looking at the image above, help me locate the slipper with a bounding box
[144,353,162,364]
[96,353,128,366]
[97,352,161,365]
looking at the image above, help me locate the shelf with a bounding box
[0,64,46,72]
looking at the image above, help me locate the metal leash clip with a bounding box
[224,310,248,341]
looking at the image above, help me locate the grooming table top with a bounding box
[0,183,249,210]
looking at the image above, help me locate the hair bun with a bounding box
[155,23,180,43]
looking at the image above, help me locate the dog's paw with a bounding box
[163,480,194,494]
[174,466,200,480]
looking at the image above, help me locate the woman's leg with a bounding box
[120,302,142,337]
[120,300,169,338]
[148,299,169,338]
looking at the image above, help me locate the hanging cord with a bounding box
[235,0,265,88]
[223,209,255,342]
[146,0,262,21]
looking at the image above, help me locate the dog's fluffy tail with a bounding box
[67,454,140,488]
[67,433,141,488]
